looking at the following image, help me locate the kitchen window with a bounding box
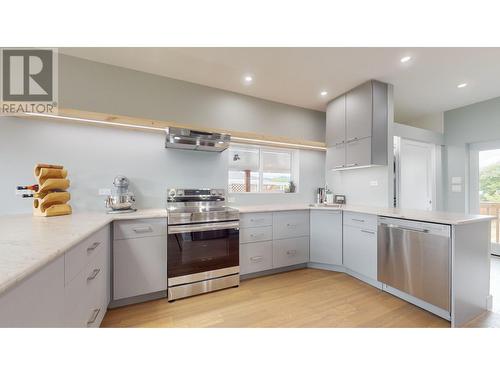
[228,145,297,193]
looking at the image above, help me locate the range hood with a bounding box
[165,127,231,152]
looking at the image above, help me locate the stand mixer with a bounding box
[105,175,137,213]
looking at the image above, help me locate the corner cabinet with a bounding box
[326,80,389,170]
[309,210,343,265]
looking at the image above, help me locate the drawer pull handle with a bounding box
[346,137,359,143]
[250,256,264,263]
[87,268,101,281]
[346,163,359,167]
[352,218,365,223]
[286,250,297,256]
[360,229,375,235]
[133,226,153,233]
[87,308,101,326]
[87,242,101,252]
[286,223,297,228]
[334,165,345,169]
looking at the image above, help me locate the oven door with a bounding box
[167,221,239,284]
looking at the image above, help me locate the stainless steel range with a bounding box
[166,188,239,301]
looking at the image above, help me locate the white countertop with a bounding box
[232,204,494,225]
[0,204,492,295]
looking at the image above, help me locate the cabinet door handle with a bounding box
[345,163,359,167]
[286,250,297,256]
[87,308,100,326]
[87,268,101,281]
[132,226,153,233]
[87,242,101,252]
[346,137,359,143]
[360,229,375,235]
[334,165,345,169]
[286,223,297,229]
[352,218,365,223]
[250,256,264,263]
[334,141,345,146]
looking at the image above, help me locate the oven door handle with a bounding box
[168,221,239,234]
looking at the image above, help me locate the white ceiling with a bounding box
[60,47,500,124]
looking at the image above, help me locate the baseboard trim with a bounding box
[240,264,307,280]
[108,290,167,309]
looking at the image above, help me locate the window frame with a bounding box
[227,143,297,194]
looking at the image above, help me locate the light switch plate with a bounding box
[98,188,111,196]
[369,180,379,187]
[227,196,236,203]
[451,176,462,184]
[451,184,462,193]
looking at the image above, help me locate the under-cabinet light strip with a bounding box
[231,136,326,151]
[23,112,164,132]
[22,112,326,151]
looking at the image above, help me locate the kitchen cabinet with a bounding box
[273,210,310,239]
[0,257,65,327]
[326,94,346,146]
[240,241,273,274]
[346,81,373,141]
[343,212,377,280]
[309,210,342,265]
[273,236,310,268]
[113,219,167,301]
[326,144,346,170]
[325,80,389,170]
[0,226,110,328]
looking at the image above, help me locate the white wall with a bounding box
[444,96,500,213]
[0,117,324,214]
[406,112,444,133]
[58,54,326,143]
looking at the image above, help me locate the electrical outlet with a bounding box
[98,188,111,196]
[369,180,379,187]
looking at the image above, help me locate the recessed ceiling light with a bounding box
[320,91,328,96]
[400,56,411,63]
[457,83,468,88]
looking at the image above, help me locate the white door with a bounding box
[398,138,435,211]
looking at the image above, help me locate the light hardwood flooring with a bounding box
[102,268,453,328]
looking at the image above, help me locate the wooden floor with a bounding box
[102,268,453,328]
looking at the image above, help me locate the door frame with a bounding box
[394,136,437,210]
[469,139,500,255]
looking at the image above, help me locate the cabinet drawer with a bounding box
[239,213,273,228]
[64,225,109,285]
[343,211,377,230]
[273,211,310,239]
[273,237,310,268]
[343,225,377,280]
[240,226,273,243]
[114,218,167,240]
[64,243,108,327]
[113,236,167,300]
[240,241,273,275]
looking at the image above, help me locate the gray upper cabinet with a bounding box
[325,80,389,170]
[346,81,373,141]
[326,94,346,146]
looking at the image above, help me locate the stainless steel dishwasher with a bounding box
[378,217,451,312]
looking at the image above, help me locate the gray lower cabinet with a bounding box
[273,237,310,268]
[113,219,167,301]
[0,257,65,327]
[0,225,111,328]
[343,220,377,281]
[309,210,343,265]
[240,241,273,274]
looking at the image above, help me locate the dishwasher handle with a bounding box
[382,223,430,233]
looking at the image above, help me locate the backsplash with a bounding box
[0,117,325,214]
